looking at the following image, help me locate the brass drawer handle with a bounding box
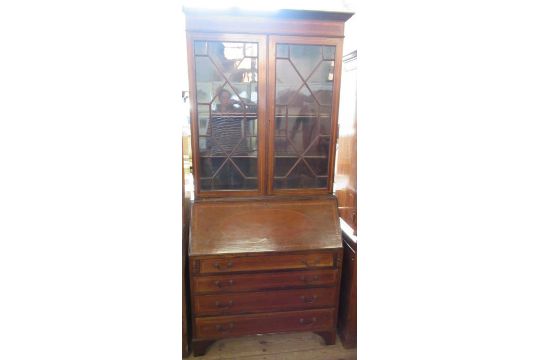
[299,317,317,325]
[300,275,320,283]
[301,258,321,267]
[214,279,234,288]
[215,323,234,332]
[215,300,234,308]
[301,295,318,304]
[213,261,233,270]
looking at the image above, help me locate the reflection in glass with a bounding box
[322,46,335,60]
[276,44,289,58]
[273,44,335,190]
[194,41,259,191]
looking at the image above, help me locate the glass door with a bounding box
[188,34,266,197]
[268,36,343,194]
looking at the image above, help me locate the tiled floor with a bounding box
[185,332,356,359]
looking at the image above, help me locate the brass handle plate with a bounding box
[214,279,235,288]
[215,300,234,308]
[299,317,317,325]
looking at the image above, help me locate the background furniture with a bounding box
[184,8,353,356]
[335,50,357,348]
[182,125,193,357]
[334,50,357,234]
[338,224,357,348]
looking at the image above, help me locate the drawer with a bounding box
[193,287,337,316]
[192,269,338,294]
[195,308,335,340]
[197,252,335,274]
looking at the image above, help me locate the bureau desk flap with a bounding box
[189,197,341,256]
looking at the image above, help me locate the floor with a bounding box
[185,332,357,359]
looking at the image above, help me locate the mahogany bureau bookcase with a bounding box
[184,7,354,356]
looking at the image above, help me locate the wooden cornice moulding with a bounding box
[183,7,354,37]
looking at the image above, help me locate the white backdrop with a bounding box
[1,1,539,359]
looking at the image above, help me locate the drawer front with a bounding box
[193,287,337,316]
[195,308,335,339]
[192,269,338,294]
[198,252,335,274]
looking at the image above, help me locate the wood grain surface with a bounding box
[195,308,335,340]
[189,197,341,256]
[191,269,338,294]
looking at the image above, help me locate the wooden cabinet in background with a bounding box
[335,50,357,348]
[338,229,357,348]
[334,51,357,234]
[184,8,353,356]
[182,139,190,357]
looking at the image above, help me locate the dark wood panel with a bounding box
[197,252,335,274]
[194,287,337,316]
[338,232,356,348]
[192,269,338,294]
[195,308,335,340]
[189,197,341,256]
